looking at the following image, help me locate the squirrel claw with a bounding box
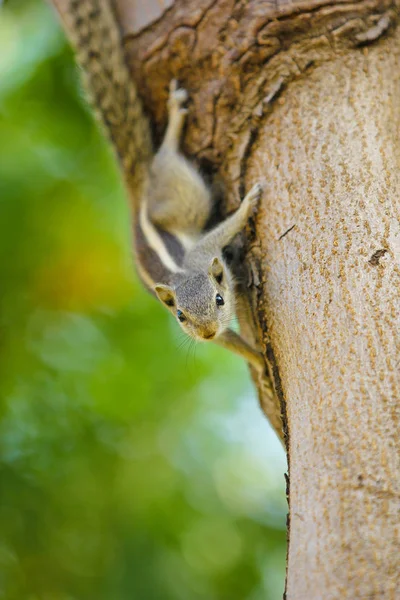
[169,79,188,108]
[243,182,263,213]
[248,182,263,201]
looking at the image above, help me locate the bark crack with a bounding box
[368,248,388,266]
[239,128,260,199]
[278,224,296,241]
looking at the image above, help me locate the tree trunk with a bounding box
[53,0,400,597]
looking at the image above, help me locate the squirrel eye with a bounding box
[216,294,224,307]
[177,310,186,322]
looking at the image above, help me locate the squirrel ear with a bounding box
[155,284,176,309]
[209,257,224,285]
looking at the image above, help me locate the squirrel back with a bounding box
[63,0,153,199]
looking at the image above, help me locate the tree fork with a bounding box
[53,0,400,597]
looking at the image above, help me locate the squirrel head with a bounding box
[155,257,234,341]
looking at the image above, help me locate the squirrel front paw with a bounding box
[168,79,188,115]
[243,182,263,215]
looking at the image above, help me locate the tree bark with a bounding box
[53,0,400,597]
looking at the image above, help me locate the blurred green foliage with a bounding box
[0,1,287,598]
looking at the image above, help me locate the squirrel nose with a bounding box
[203,329,217,340]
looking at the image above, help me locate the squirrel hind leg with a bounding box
[149,148,212,233]
[147,79,212,233]
[161,80,189,152]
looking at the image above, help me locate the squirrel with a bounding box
[60,0,266,374]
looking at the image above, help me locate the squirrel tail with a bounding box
[61,0,153,202]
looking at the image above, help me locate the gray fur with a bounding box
[144,80,265,372]
[171,266,233,340]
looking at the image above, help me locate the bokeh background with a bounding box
[0,1,287,598]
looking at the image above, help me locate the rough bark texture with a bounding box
[53,0,400,597]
